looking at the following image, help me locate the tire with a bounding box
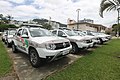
[99,38,103,44]
[6,40,10,47]
[2,38,4,42]
[29,48,42,68]
[12,42,17,53]
[4,40,7,44]
[71,43,79,54]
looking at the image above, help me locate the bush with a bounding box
[0,24,17,32]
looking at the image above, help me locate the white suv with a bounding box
[12,26,72,68]
[5,29,16,47]
[52,29,93,54]
[74,31,100,45]
[2,30,7,42]
[83,31,109,44]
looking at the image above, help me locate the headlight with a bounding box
[81,40,86,43]
[45,44,56,50]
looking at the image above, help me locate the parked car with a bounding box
[11,26,72,68]
[97,32,112,40]
[74,30,100,46]
[51,29,94,54]
[5,29,17,47]
[91,32,109,43]
[2,30,7,42]
[0,32,2,36]
[83,31,109,44]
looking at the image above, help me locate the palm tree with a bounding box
[100,0,120,18]
[6,15,13,24]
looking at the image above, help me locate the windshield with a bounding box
[76,31,86,36]
[91,32,99,36]
[9,30,16,35]
[64,30,78,36]
[80,32,86,36]
[29,28,53,37]
[98,33,106,35]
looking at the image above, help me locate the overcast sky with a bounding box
[0,0,118,27]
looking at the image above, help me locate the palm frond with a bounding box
[100,1,112,17]
[99,0,119,18]
[106,5,117,11]
[106,0,117,11]
[115,0,120,5]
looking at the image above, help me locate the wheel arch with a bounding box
[28,46,38,54]
[70,42,78,47]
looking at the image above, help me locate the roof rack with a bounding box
[20,24,43,28]
[59,27,71,30]
[8,28,17,30]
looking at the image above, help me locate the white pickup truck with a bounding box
[51,29,94,54]
[11,26,72,68]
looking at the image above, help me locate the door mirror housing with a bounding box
[62,34,67,37]
[17,33,21,36]
[5,34,7,36]
[21,34,29,38]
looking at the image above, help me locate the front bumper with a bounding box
[92,39,100,44]
[76,42,89,48]
[87,42,94,48]
[8,39,12,43]
[36,45,72,61]
[101,38,109,42]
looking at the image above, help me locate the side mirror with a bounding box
[25,32,28,36]
[5,34,7,36]
[17,33,21,36]
[62,34,67,37]
[21,34,29,38]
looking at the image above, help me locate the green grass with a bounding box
[46,39,120,80]
[0,40,12,77]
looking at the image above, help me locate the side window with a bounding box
[17,29,22,36]
[22,29,28,36]
[58,31,64,36]
[87,32,92,35]
[6,31,8,35]
[52,30,57,34]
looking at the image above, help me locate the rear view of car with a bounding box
[5,29,16,47]
[2,30,7,42]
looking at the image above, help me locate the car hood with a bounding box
[85,35,99,39]
[83,35,94,40]
[67,36,85,41]
[8,35,14,38]
[31,36,69,44]
[97,35,107,38]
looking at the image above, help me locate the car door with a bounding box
[58,30,67,37]
[15,29,26,52]
[20,29,29,53]
[52,30,57,35]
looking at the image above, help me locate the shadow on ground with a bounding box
[5,43,102,80]
[7,48,81,80]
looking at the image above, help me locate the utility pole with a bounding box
[49,16,51,25]
[76,9,80,30]
[117,7,120,38]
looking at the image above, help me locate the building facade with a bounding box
[49,21,60,29]
[67,19,107,32]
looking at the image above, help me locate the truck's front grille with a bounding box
[55,42,70,50]
[86,40,92,43]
